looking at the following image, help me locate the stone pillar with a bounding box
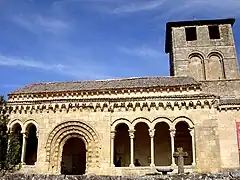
[21,132,28,164]
[110,131,115,167]
[189,128,196,166]
[170,129,176,167]
[129,129,135,167]
[149,129,155,167]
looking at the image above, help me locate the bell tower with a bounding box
[165,18,239,81]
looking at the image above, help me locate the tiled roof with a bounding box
[9,76,199,94]
[219,98,240,105]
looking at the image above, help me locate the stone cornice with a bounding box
[7,94,218,114]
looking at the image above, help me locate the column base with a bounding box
[111,164,115,167]
[129,164,135,167]
[192,162,196,166]
[170,163,177,169]
[150,163,155,167]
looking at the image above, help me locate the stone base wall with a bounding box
[2,171,240,180]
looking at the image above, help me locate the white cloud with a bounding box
[12,14,69,35]
[0,54,109,79]
[118,46,165,58]
[112,0,166,14]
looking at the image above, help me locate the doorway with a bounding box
[61,137,86,175]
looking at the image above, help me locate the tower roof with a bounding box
[165,18,235,53]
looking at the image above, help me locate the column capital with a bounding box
[36,131,39,138]
[21,131,28,138]
[188,128,195,137]
[148,129,155,138]
[128,129,135,139]
[169,129,176,137]
[110,131,116,139]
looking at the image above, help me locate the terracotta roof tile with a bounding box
[9,76,199,94]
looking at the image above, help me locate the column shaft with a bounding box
[21,133,27,164]
[170,129,176,167]
[129,130,135,167]
[149,129,155,167]
[189,128,196,166]
[110,131,115,167]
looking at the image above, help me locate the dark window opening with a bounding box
[208,25,220,39]
[185,27,197,41]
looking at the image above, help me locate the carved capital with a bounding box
[110,131,116,139]
[21,132,28,138]
[188,128,195,137]
[128,129,135,139]
[148,129,155,138]
[169,129,176,137]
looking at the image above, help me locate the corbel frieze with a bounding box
[8,98,219,114]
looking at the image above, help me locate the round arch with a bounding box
[207,51,224,59]
[188,51,205,60]
[152,117,173,129]
[8,119,23,132]
[23,119,39,133]
[111,118,131,131]
[173,116,194,129]
[46,120,100,173]
[132,117,151,129]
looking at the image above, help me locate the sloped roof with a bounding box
[9,76,199,95]
[219,98,240,105]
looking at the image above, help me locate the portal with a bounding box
[61,137,86,175]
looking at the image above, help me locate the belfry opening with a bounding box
[61,137,86,175]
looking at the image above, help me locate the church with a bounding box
[7,18,240,176]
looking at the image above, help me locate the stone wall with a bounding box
[2,172,240,180]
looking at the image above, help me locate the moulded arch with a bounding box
[8,119,23,132]
[23,119,39,133]
[206,51,225,79]
[173,116,194,129]
[188,51,205,60]
[152,117,173,129]
[207,51,224,59]
[111,118,131,131]
[132,117,151,129]
[188,52,206,80]
[46,120,100,173]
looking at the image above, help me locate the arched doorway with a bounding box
[61,137,86,175]
[25,124,38,165]
[11,123,23,164]
[134,122,150,166]
[154,122,171,166]
[114,123,130,167]
[174,122,193,165]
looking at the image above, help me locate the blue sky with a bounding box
[0,0,240,97]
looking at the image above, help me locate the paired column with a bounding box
[110,131,115,167]
[149,129,155,167]
[21,132,28,164]
[170,129,176,167]
[128,129,135,167]
[189,128,196,166]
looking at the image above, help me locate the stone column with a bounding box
[189,128,196,166]
[129,129,135,167]
[170,129,176,167]
[21,132,28,164]
[149,129,155,167]
[110,131,115,167]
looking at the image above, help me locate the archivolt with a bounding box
[45,120,100,169]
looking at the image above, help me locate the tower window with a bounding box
[185,27,197,41]
[208,25,220,39]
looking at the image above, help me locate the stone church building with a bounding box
[7,18,240,176]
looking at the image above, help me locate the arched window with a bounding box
[188,53,205,80]
[206,52,225,80]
